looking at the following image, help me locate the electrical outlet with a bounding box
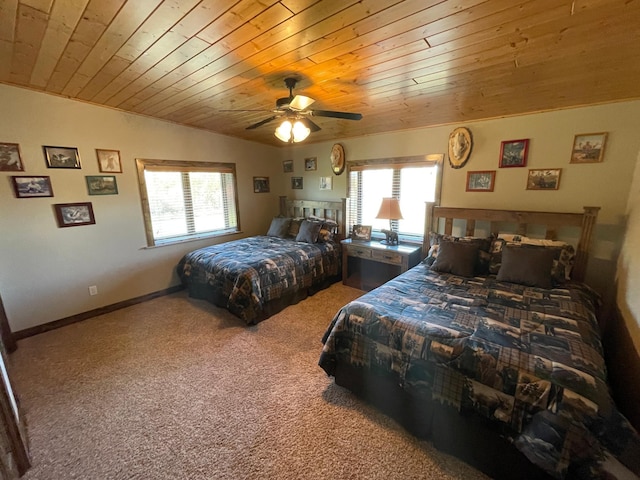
[88,285,98,296]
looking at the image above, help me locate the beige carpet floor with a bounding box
[7,283,490,480]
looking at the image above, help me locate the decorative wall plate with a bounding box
[448,127,473,169]
[330,143,345,175]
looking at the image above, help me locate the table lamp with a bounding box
[375,197,403,245]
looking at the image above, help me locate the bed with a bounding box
[319,204,640,479]
[177,197,345,324]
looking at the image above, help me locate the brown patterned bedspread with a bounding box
[177,235,340,323]
[319,264,640,479]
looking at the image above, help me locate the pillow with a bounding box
[296,220,323,243]
[425,232,492,274]
[266,217,291,238]
[317,228,334,243]
[431,240,480,277]
[496,246,556,289]
[489,236,575,283]
[288,217,304,238]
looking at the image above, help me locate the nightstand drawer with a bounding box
[371,249,402,265]
[346,245,372,259]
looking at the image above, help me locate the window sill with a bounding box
[141,230,242,249]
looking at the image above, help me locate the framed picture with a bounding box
[351,224,372,242]
[0,142,24,171]
[96,149,122,173]
[291,177,303,189]
[304,157,317,171]
[570,133,607,163]
[43,145,81,169]
[283,159,293,173]
[499,139,529,168]
[466,170,496,192]
[253,176,270,193]
[86,175,118,195]
[527,168,562,190]
[54,202,95,227]
[11,176,53,198]
[319,176,332,190]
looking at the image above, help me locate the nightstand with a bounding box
[341,239,422,291]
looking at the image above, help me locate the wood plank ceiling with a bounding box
[1,0,639,147]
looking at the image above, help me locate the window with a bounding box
[347,154,443,242]
[136,159,240,246]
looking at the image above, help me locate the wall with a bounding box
[280,99,640,321]
[0,84,281,332]
[617,151,640,351]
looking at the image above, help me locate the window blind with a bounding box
[137,159,239,246]
[346,155,442,241]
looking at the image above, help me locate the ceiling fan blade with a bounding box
[310,109,363,121]
[246,115,279,130]
[289,95,315,111]
[300,117,321,132]
[219,109,274,112]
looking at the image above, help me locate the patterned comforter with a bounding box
[319,264,640,479]
[177,236,340,323]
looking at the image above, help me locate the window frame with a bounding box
[346,154,443,243]
[136,158,241,247]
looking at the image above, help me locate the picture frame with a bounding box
[319,176,332,190]
[466,170,496,192]
[351,224,372,242]
[291,177,303,189]
[304,157,317,171]
[54,202,95,227]
[96,149,122,173]
[499,139,529,168]
[526,168,562,190]
[570,132,607,163]
[283,159,293,173]
[253,176,270,193]
[0,142,24,171]
[43,145,81,169]
[86,175,118,195]
[11,176,54,198]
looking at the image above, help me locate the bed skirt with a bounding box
[187,274,341,324]
[331,361,555,480]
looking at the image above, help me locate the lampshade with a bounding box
[376,197,403,220]
[274,119,310,143]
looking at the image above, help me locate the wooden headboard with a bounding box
[424,203,600,282]
[279,196,346,237]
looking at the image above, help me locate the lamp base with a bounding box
[380,230,399,246]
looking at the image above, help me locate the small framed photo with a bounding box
[11,176,53,198]
[283,159,293,173]
[291,177,303,189]
[96,149,122,173]
[319,176,332,190]
[466,170,496,192]
[54,202,95,227]
[304,157,317,171]
[0,142,24,171]
[570,133,607,163]
[44,145,81,169]
[86,175,118,195]
[527,168,562,190]
[499,139,529,168]
[253,176,270,193]
[351,224,372,242]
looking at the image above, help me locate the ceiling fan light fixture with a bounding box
[274,120,292,142]
[274,119,310,143]
[292,120,310,142]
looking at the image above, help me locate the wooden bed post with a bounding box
[423,202,436,258]
[279,196,287,216]
[572,206,600,282]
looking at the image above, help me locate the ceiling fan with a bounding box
[222,78,362,141]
